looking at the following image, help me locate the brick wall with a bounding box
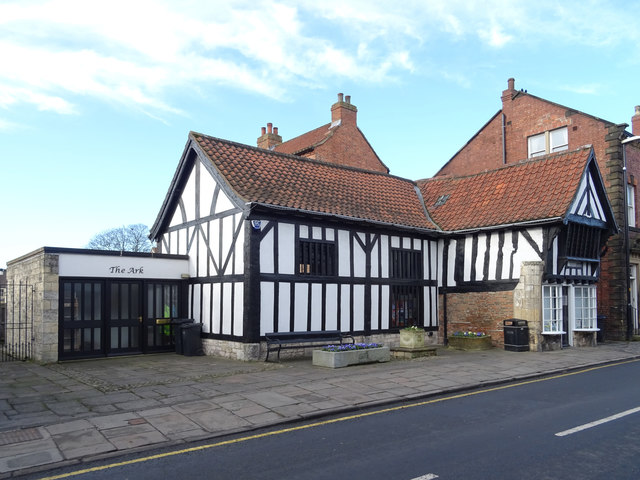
[439,290,514,346]
[436,80,631,339]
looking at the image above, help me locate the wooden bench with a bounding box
[264,330,355,362]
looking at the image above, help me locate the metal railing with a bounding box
[1,283,34,362]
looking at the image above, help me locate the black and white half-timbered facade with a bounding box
[145,132,616,359]
[4,102,618,362]
[420,146,617,350]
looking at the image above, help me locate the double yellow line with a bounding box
[40,359,639,480]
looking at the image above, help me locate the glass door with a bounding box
[108,282,142,355]
[59,281,104,359]
[144,282,182,353]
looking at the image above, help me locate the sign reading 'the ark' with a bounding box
[58,253,189,279]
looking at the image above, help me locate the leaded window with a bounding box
[298,239,336,276]
[574,286,597,329]
[543,285,563,333]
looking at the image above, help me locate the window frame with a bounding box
[297,238,337,276]
[573,285,598,330]
[527,127,569,158]
[542,284,565,334]
[627,183,636,228]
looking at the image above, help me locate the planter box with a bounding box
[312,347,390,368]
[399,329,425,349]
[448,335,492,351]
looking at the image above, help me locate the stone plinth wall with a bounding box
[513,261,543,352]
[7,249,60,363]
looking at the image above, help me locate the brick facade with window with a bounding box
[436,78,638,340]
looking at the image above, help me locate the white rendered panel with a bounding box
[222,283,232,335]
[299,225,308,239]
[233,283,243,337]
[260,282,274,336]
[192,284,201,324]
[210,219,220,274]
[312,227,322,240]
[430,286,438,327]
[371,285,379,331]
[381,235,389,278]
[340,285,351,331]
[381,285,389,330]
[403,237,411,249]
[199,165,217,218]
[294,283,308,331]
[325,284,338,331]
[448,240,456,286]
[464,236,473,282]
[179,228,187,256]
[326,229,335,241]
[212,283,221,334]
[353,236,366,278]
[221,215,233,275]
[391,236,400,248]
[371,237,379,278]
[430,241,438,281]
[353,285,365,331]
[338,230,350,277]
[198,226,207,277]
[201,284,211,333]
[278,283,291,332]
[489,232,500,280]
[182,168,197,222]
[214,188,235,214]
[475,234,486,281]
[260,228,275,274]
[502,231,512,280]
[311,283,322,331]
[169,208,183,228]
[279,223,295,275]
[234,218,244,274]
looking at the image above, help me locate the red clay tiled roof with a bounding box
[273,123,332,155]
[418,147,593,231]
[191,132,438,230]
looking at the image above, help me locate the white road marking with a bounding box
[555,406,640,437]
[412,474,439,480]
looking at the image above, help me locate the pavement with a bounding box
[2,342,640,478]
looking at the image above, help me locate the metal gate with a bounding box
[0,283,34,362]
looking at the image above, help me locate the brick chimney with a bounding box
[633,105,640,136]
[331,93,357,126]
[501,77,517,105]
[257,123,282,149]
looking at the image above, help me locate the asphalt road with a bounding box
[32,360,640,480]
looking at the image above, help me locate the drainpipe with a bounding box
[502,113,507,165]
[622,136,640,340]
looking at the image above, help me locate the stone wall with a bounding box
[513,261,543,351]
[6,249,60,363]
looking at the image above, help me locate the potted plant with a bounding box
[399,325,425,349]
[448,331,492,351]
[312,343,390,368]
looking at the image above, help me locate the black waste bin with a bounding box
[181,323,204,356]
[597,315,606,343]
[171,318,194,354]
[503,319,529,352]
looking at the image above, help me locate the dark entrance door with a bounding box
[108,281,142,355]
[59,278,184,360]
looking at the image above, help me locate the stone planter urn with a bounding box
[312,346,390,368]
[399,328,425,349]
[448,335,492,351]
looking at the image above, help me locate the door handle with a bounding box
[138,316,143,324]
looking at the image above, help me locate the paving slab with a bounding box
[1,343,640,478]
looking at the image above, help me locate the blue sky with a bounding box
[1,0,639,267]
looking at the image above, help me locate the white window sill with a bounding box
[573,328,600,332]
[542,331,566,335]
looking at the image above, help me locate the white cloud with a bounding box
[0,0,638,120]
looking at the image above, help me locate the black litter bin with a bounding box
[181,323,204,356]
[503,319,529,351]
[171,318,194,354]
